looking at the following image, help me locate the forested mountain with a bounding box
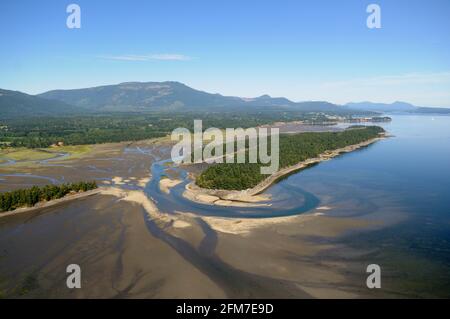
[2,81,370,117]
[38,81,345,113]
[3,83,449,118]
[0,89,81,119]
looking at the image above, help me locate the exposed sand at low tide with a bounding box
[198,211,375,236]
[0,194,226,298]
[1,180,391,298]
[99,187,166,222]
[137,177,151,188]
[159,178,182,194]
[183,183,271,207]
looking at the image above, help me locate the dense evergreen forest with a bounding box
[196,126,385,190]
[0,181,98,212]
[0,111,346,148]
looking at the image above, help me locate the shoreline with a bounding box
[183,133,388,206]
[247,133,388,196]
[0,188,102,218]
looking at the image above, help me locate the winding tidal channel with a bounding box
[144,159,321,219]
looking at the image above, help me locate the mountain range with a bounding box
[1,81,449,119]
[37,81,345,113]
[0,89,79,118]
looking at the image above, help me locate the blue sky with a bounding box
[1,0,450,106]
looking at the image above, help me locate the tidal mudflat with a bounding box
[0,189,389,298]
[1,116,449,298]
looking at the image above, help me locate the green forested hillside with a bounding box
[0,89,80,119]
[38,81,348,113]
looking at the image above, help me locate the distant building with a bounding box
[52,141,65,147]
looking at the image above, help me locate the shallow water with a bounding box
[282,114,450,297]
[144,157,321,218]
[146,115,450,219]
[145,114,450,297]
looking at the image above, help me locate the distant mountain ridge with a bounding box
[37,81,344,113]
[2,81,450,119]
[39,81,241,112]
[0,88,79,119]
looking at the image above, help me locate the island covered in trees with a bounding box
[196,126,385,191]
[0,181,98,212]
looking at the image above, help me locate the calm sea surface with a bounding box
[146,114,450,297]
[278,114,450,297]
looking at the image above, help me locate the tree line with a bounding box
[196,126,385,190]
[0,111,350,149]
[0,181,98,212]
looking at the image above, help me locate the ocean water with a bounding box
[278,114,450,297]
